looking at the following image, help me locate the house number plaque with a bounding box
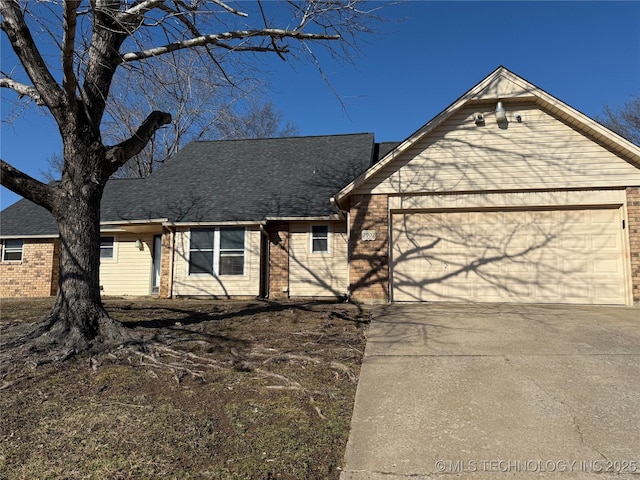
[361,230,376,241]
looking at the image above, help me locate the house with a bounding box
[2,67,640,305]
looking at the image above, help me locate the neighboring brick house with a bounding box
[3,67,640,305]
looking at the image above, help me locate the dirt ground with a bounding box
[0,297,371,480]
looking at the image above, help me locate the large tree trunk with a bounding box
[37,134,128,353]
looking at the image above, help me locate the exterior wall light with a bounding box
[495,101,507,123]
[135,239,144,251]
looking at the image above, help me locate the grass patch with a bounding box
[0,298,370,479]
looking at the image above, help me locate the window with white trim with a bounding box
[2,239,24,262]
[311,225,329,253]
[188,227,246,276]
[100,236,115,259]
[219,228,245,275]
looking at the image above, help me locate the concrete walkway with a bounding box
[340,303,640,479]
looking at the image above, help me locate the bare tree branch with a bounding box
[0,1,63,117]
[104,110,172,174]
[0,159,55,211]
[0,77,44,105]
[118,0,166,23]
[599,97,640,147]
[119,29,340,63]
[209,0,249,17]
[61,0,80,107]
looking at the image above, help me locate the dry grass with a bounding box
[0,297,370,480]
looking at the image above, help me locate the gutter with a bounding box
[330,197,348,219]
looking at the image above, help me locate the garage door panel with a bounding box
[392,208,626,304]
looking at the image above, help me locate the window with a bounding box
[189,229,214,274]
[2,239,23,262]
[219,228,245,275]
[188,227,245,276]
[100,236,115,259]
[311,225,329,253]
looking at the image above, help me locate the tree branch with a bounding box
[61,0,80,106]
[104,110,172,175]
[0,77,44,105]
[0,1,63,116]
[119,29,340,63]
[0,160,56,211]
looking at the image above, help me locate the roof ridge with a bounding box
[192,132,374,144]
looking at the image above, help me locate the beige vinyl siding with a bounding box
[357,103,640,195]
[100,234,153,296]
[289,221,348,297]
[472,74,534,100]
[172,227,260,297]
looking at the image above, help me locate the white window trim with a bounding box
[100,236,116,262]
[2,239,24,262]
[188,228,246,276]
[310,224,330,254]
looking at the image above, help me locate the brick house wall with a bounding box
[0,238,58,297]
[348,194,389,302]
[159,227,174,298]
[627,187,640,304]
[267,222,290,299]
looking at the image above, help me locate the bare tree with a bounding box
[214,99,300,140]
[42,76,300,181]
[599,96,640,146]
[0,0,378,355]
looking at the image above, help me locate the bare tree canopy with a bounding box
[599,96,640,147]
[0,0,381,357]
[42,98,301,181]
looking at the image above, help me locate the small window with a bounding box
[311,225,329,253]
[189,229,214,275]
[2,239,24,262]
[100,236,115,259]
[219,228,245,275]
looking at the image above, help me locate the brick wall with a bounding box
[0,238,58,297]
[267,222,289,299]
[628,187,640,304]
[349,194,389,302]
[159,227,174,298]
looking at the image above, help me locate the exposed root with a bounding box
[0,311,141,381]
[330,361,357,383]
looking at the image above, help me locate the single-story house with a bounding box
[2,67,640,305]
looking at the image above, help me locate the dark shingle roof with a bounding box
[376,142,401,161]
[1,133,375,236]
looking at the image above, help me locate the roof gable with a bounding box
[467,67,536,101]
[336,66,640,203]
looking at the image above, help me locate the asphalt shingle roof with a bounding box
[1,133,376,236]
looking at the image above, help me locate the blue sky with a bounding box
[1,1,639,208]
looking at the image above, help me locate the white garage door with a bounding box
[391,208,627,304]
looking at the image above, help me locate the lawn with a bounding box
[0,297,370,480]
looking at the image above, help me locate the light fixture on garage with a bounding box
[495,101,507,123]
[135,239,143,251]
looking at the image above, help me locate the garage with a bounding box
[391,206,628,304]
[336,68,640,305]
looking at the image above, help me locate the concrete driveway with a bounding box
[340,303,640,479]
